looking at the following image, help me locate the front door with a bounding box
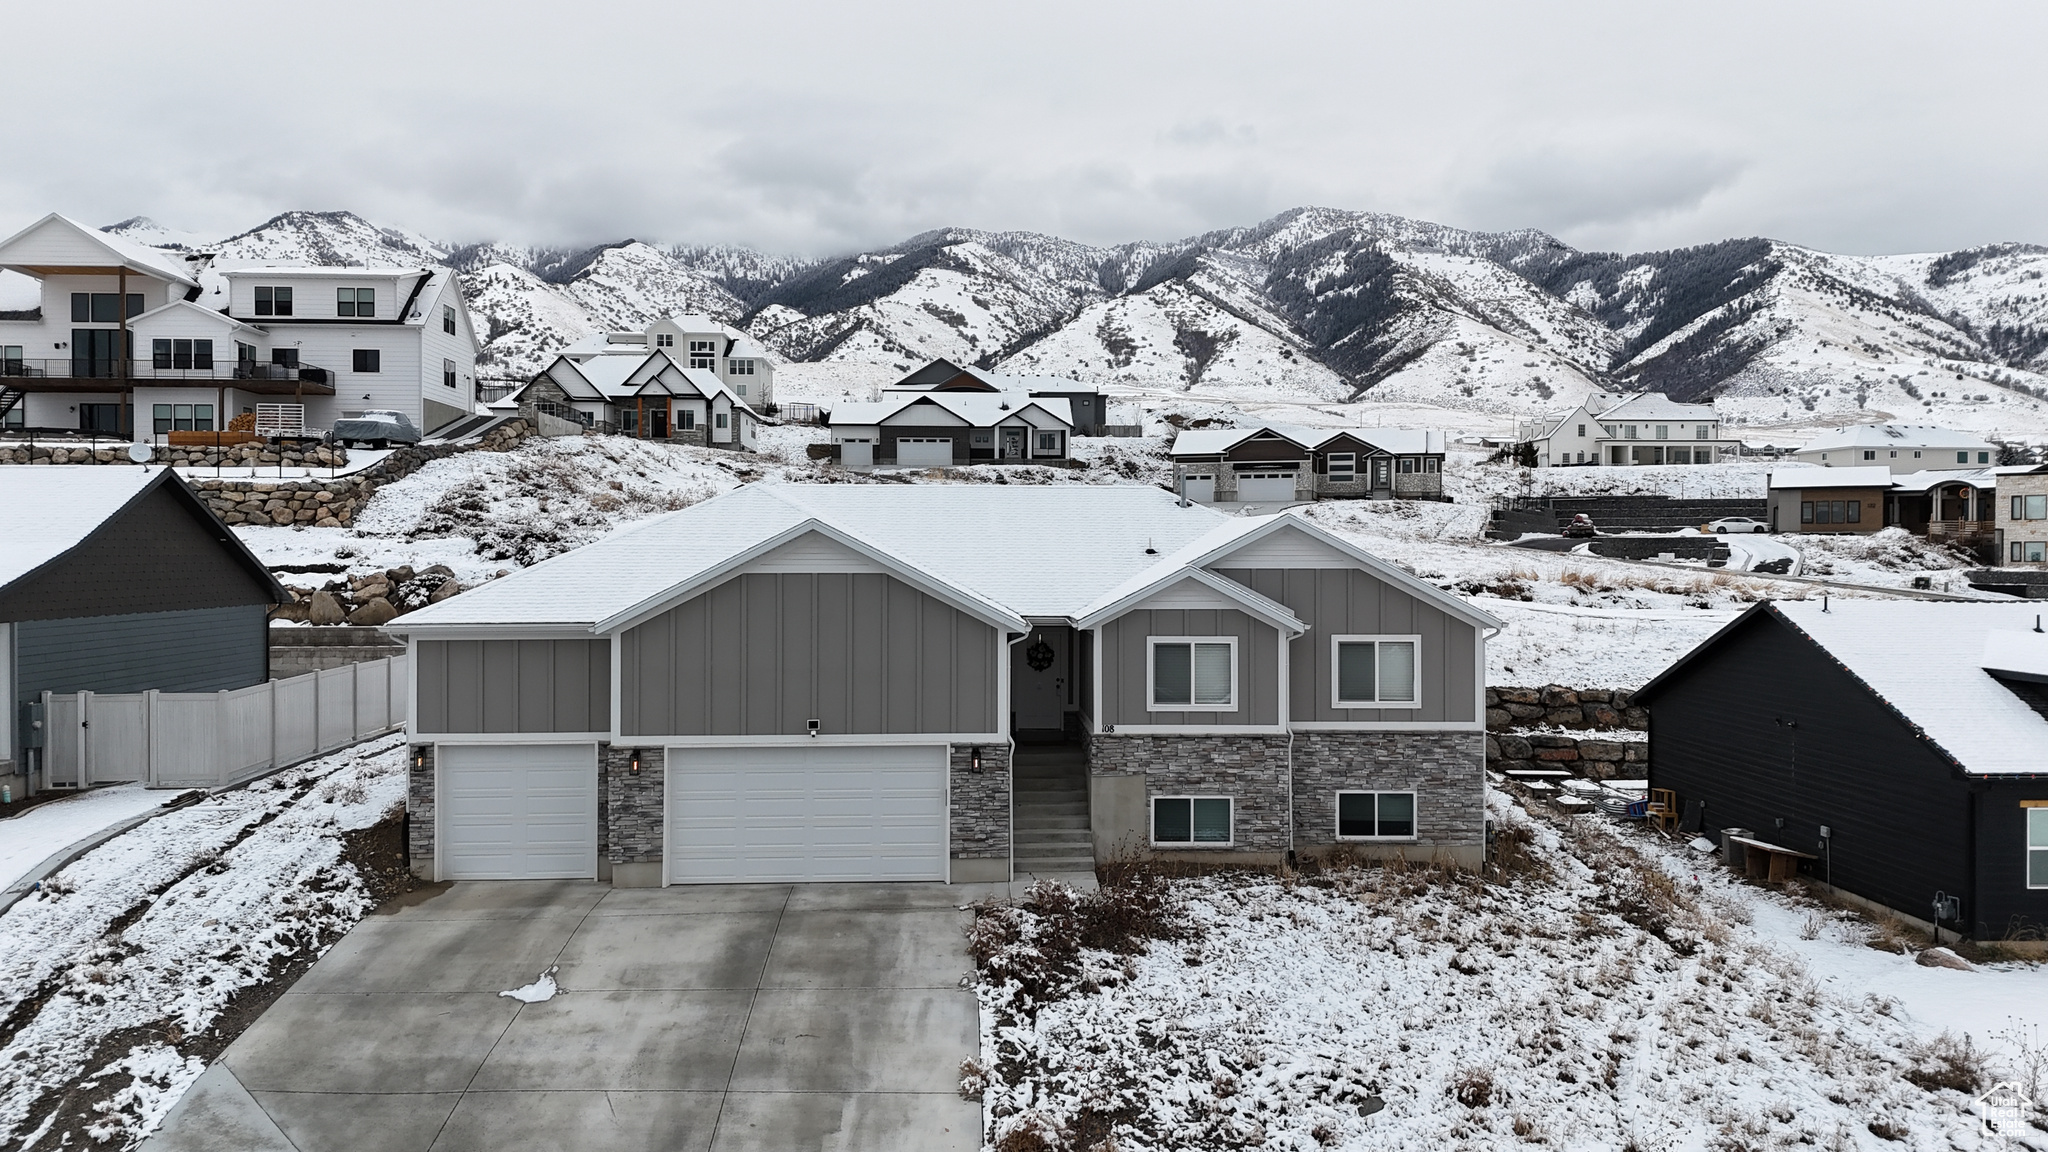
[1002,428,1025,459]
[1371,457,1392,490]
[1011,626,1071,733]
[651,406,669,438]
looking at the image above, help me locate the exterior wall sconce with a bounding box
[629,750,641,776]
[807,719,820,738]
[413,749,425,770]
[970,746,983,774]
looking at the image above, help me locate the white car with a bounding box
[1705,517,1768,534]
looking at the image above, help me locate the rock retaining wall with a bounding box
[1485,685,1647,732]
[0,441,346,468]
[1486,731,1647,779]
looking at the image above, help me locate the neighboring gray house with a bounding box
[1169,425,1447,503]
[827,392,1073,466]
[1,467,287,797]
[388,484,1498,886]
[887,358,1109,435]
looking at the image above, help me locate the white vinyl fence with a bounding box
[40,655,408,790]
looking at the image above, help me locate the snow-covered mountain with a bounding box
[94,208,2048,431]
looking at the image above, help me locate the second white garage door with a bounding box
[894,437,953,466]
[1236,470,1300,502]
[666,744,948,883]
[438,743,598,880]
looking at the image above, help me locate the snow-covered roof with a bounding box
[1168,425,1445,458]
[0,468,166,589]
[1594,393,1717,421]
[391,483,1500,644]
[830,392,1072,429]
[0,213,203,288]
[1771,600,2048,776]
[218,266,425,279]
[1889,467,1994,493]
[1767,466,1892,490]
[1797,424,1992,453]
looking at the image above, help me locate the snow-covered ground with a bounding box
[974,791,2047,1152]
[0,735,408,1149]
[0,785,169,893]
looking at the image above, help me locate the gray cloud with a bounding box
[2,0,2045,257]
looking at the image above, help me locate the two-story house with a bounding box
[558,315,775,408]
[0,213,482,436]
[1169,425,1446,503]
[386,485,1496,885]
[1518,391,1725,467]
[1793,424,1995,472]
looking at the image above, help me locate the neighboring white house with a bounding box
[1517,390,1726,466]
[0,213,482,436]
[1792,424,1995,472]
[559,315,775,408]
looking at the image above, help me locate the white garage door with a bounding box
[1181,473,1215,503]
[438,743,598,880]
[666,744,948,883]
[895,437,953,466]
[1237,471,1299,502]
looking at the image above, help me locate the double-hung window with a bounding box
[443,305,457,335]
[253,286,292,316]
[1152,797,1232,845]
[2031,808,2048,888]
[1697,425,1711,439]
[150,338,214,370]
[1326,452,1356,482]
[655,333,674,348]
[727,357,755,375]
[1337,792,1417,839]
[689,339,717,369]
[1149,637,1235,711]
[1655,425,1669,439]
[1036,431,1061,454]
[1332,636,1418,708]
[337,287,375,318]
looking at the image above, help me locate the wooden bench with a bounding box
[1726,835,1817,883]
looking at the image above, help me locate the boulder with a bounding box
[1485,707,1512,730]
[1578,688,1612,703]
[1483,689,1500,707]
[1497,735,1533,760]
[420,563,456,580]
[388,565,416,584]
[1497,687,1540,705]
[347,596,400,627]
[428,579,463,604]
[1584,703,1622,728]
[1504,702,1547,720]
[1578,740,1625,762]
[1622,707,1651,730]
[1533,745,1580,762]
[1545,707,1587,728]
[1483,735,1501,760]
[1540,684,1580,707]
[1915,947,1975,971]
[307,591,346,625]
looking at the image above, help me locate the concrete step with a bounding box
[1013,776,1087,791]
[1014,856,1097,873]
[1014,811,1090,828]
[1014,797,1088,813]
[1016,834,1093,852]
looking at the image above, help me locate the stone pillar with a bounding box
[406,744,435,879]
[604,744,664,887]
[948,742,1011,882]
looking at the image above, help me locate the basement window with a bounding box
[1333,636,1418,708]
[1337,791,1417,840]
[1152,797,1232,846]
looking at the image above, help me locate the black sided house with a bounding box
[1,466,288,797]
[1637,600,2048,945]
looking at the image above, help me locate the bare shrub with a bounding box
[1903,1032,1987,1095]
[1452,1065,1494,1108]
[968,867,1191,1019]
[1865,1118,1907,1142]
[958,1057,988,1101]
[1800,912,1825,940]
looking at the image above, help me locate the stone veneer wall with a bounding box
[605,745,664,865]
[949,742,1011,861]
[1088,733,1292,853]
[1291,731,1483,854]
[407,744,435,865]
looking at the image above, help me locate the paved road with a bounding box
[143,881,992,1152]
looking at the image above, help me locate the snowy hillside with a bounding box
[92,208,2048,438]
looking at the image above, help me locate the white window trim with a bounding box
[1150,795,1235,847]
[1331,634,1422,710]
[2029,808,2047,889]
[1147,635,1238,712]
[1334,790,1420,842]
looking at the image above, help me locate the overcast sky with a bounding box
[6,0,2044,258]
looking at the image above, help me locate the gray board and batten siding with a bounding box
[14,604,271,749]
[1216,567,1479,725]
[1099,609,1282,727]
[413,638,611,735]
[0,478,281,624]
[620,571,1000,738]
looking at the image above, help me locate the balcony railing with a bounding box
[0,358,332,384]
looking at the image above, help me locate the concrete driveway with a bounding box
[143,882,993,1151]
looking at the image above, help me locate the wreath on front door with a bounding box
[1025,636,1057,671]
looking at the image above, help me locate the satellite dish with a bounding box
[126,442,153,465]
